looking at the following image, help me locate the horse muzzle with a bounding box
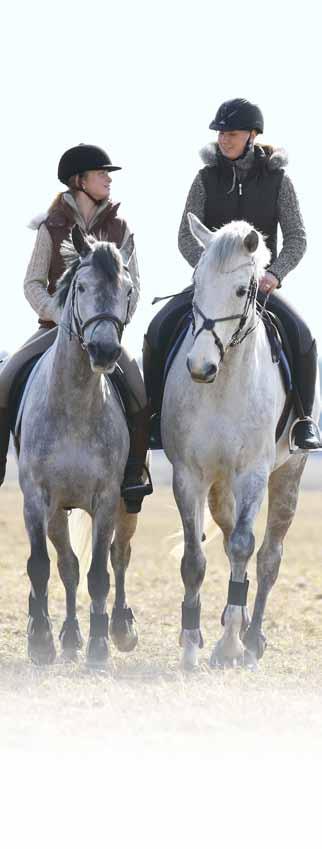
[87,340,122,373]
[186,357,218,383]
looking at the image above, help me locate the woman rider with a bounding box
[144,99,321,451]
[0,143,152,512]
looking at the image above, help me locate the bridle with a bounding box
[191,260,262,363]
[60,265,133,352]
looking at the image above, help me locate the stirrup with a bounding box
[288,417,322,455]
[121,465,153,513]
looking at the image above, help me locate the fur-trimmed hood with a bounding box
[199,142,288,171]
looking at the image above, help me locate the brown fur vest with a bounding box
[40,194,127,328]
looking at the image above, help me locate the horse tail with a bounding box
[166,504,220,562]
[68,509,92,577]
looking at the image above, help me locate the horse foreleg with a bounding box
[23,491,56,665]
[211,470,267,669]
[243,456,307,664]
[48,510,83,659]
[110,500,138,652]
[86,498,116,667]
[173,466,207,671]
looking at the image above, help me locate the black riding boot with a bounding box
[121,404,153,514]
[0,407,11,486]
[142,335,163,449]
[292,341,322,450]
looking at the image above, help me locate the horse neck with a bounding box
[223,312,267,385]
[48,304,103,410]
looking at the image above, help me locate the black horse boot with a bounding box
[121,404,153,513]
[291,341,322,451]
[0,407,11,486]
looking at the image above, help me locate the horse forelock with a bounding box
[55,239,122,307]
[205,221,270,278]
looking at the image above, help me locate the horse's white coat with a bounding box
[162,216,318,669]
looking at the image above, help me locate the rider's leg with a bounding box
[143,286,194,447]
[118,348,153,514]
[260,291,321,450]
[0,327,58,485]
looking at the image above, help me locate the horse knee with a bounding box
[27,552,50,596]
[229,528,255,564]
[181,552,206,591]
[87,565,110,601]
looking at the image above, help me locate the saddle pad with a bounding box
[13,350,51,437]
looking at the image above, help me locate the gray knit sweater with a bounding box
[178,143,307,282]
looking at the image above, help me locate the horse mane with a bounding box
[55,237,123,307]
[206,221,270,277]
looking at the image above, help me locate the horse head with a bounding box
[186,214,270,382]
[54,226,135,374]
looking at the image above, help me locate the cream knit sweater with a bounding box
[24,192,140,325]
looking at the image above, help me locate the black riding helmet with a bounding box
[209,99,264,134]
[58,144,122,185]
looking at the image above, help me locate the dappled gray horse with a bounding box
[18,227,138,665]
[162,214,320,670]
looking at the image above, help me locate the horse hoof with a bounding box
[243,627,267,660]
[59,618,83,659]
[210,640,244,670]
[110,607,138,653]
[86,636,109,668]
[180,628,202,671]
[27,616,56,665]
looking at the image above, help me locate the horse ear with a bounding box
[121,233,135,267]
[188,213,213,249]
[244,229,259,254]
[71,224,91,257]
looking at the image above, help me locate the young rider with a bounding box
[145,99,321,452]
[0,144,152,511]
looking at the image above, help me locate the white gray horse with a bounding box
[18,227,138,666]
[162,214,320,670]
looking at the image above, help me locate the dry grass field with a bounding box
[1,462,322,847]
[1,455,322,761]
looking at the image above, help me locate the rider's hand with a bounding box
[258,271,280,295]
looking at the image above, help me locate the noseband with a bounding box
[192,261,258,362]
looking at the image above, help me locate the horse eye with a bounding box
[236,286,247,297]
[78,283,85,294]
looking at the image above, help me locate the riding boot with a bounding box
[291,340,322,450]
[121,404,153,514]
[0,407,11,486]
[142,335,163,449]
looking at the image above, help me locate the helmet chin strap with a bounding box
[78,186,100,205]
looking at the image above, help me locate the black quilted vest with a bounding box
[200,147,284,263]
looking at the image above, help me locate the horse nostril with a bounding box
[87,341,121,364]
[205,363,217,378]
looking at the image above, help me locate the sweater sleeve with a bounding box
[120,224,140,322]
[268,173,307,283]
[24,224,61,322]
[178,173,207,268]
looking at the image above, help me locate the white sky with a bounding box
[0,0,321,358]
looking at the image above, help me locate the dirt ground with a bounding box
[0,467,322,756]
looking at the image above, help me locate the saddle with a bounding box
[8,354,129,448]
